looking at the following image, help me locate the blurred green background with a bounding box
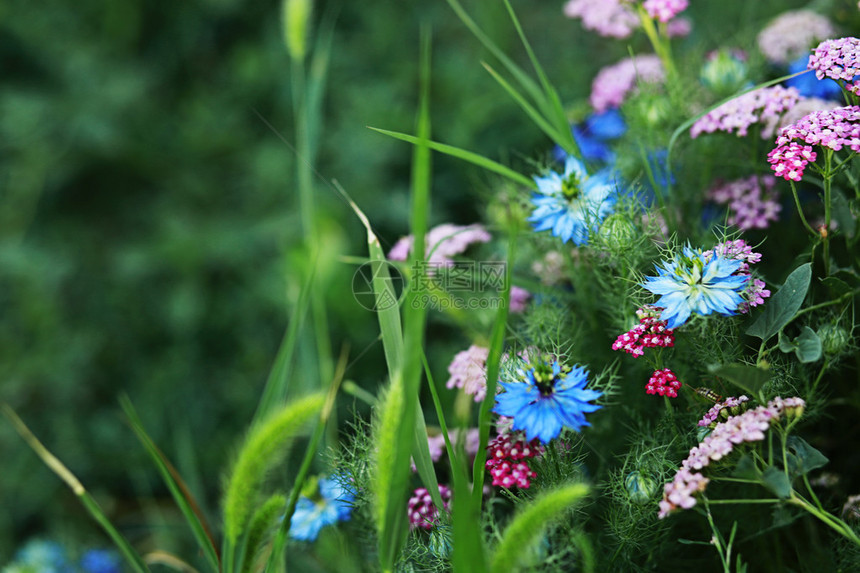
[0,0,815,560]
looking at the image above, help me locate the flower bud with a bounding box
[818,324,850,356]
[599,213,638,252]
[429,524,453,559]
[283,0,312,61]
[625,471,658,505]
[700,49,749,96]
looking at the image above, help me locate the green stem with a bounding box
[823,149,833,276]
[789,180,818,237]
[789,493,860,547]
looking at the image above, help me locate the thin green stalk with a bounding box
[789,180,818,237]
[823,149,834,276]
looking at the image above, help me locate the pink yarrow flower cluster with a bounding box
[427,428,481,462]
[486,431,544,489]
[768,106,860,181]
[659,397,806,518]
[808,37,860,95]
[590,55,665,112]
[446,345,489,402]
[643,0,688,22]
[612,305,675,357]
[408,485,452,530]
[564,0,690,39]
[703,239,770,313]
[756,10,836,65]
[646,368,682,397]
[563,0,639,39]
[707,176,782,231]
[690,86,800,138]
[697,395,750,427]
[388,223,491,265]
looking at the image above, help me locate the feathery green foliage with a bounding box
[489,483,590,573]
[242,494,287,573]
[223,393,325,544]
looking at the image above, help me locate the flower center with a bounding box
[561,173,582,201]
[531,361,570,396]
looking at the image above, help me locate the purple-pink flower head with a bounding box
[564,0,639,39]
[659,397,806,518]
[756,10,836,65]
[590,55,665,113]
[707,176,781,231]
[808,37,860,95]
[388,223,491,266]
[768,106,860,181]
[643,0,688,22]
[690,86,800,139]
[446,345,489,402]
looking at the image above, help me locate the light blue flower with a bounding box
[528,155,617,245]
[80,549,121,573]
[13,540,70,573]
[642,247,749,329]
[289,476,355,542]
[494,360,602,444]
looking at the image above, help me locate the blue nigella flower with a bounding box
[528,155,617,245]
[14,540,70,573]
[642,246,749,329]
[289,475,355,541]
[785,55,842,100]
[494,359,602,444]
[80,549,122,573]
[553,109,626,164]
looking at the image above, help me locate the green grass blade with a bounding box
[264,348,346,573]
[252,265,314,426]
[3,405,150,573]
[499,0,577,154]
[489,483,590,573]
[422,351,459,470]
[481,62,566,146]
[443,0,545,111]
[471,230,514,511]
[223,393,325,546]
[119,397,220,573]
[368,127,532,187]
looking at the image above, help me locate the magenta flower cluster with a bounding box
[756,10,836,65]
[768,106,860,181]
[707,176,782,230]
[611,305,675,358]
[643,0,688,22]
[646,368,682,398]
[703,239,770,313]
[690,86,800,139]
[485,431,543,489]
[408,485,452,530]
[697,395,750,427]
[658,397,806,518]
[808,37,860,95]
[590,55,665,112]
[446,344,489,402]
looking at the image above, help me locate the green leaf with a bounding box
[771,505,802,529]
[761,466,792,499]
[832,188,856,239]
[786,436,829,477]
[821,276,852,297]
[732,454,760,480]
[489,483,590,573]
[777,330,797,354]
[708,363,771,396]
[747,263,812,342]
[794,326,822,363]
[368,127,533,187]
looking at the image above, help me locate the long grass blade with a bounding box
[2,405,150,573]
[489,483,590,573]
[499,0,577,154]
[481,62,566,146]
[120,397,220,572]
[368,127,532,187]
